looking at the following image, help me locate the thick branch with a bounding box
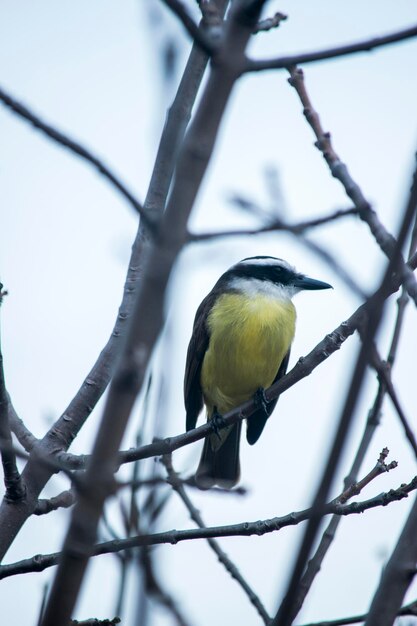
[0,288,26,503]
[365,493,417,625]
[245,23,417,71]
[41,3,266,625]
[0,0,223,565]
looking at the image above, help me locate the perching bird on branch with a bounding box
[184,256,332,490]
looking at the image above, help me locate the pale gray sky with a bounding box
[1,1,417,624]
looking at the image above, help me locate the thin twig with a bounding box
[116,474,247,494]
[0,87,150,225]
[245,23,417,71]
[254,12,287,34]
[162,454,271,624]
[369,349,417,457]
[334,448,397,505]
[191,201,364,297]
[1,476,416,581]
[188,207,358,241]
[286,66,417,306]
[139,545,192,626]
[299,598,417,626]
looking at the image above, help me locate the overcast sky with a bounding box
[1,1,417,625]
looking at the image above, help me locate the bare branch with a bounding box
[365,492,417,625]
[145,0,229,216]
[162,454,270,624]
[117,474,247,495]
[70,619,120,626]
[254,11,287,34]
[245,23,417,71]
[162,0,217,55]
[334,448,397,505]
[369,349,417,457]
[0,87,150,225]
[41,4,267,624]
[295,207,417,626]
[287,66,417,306]
[299,599,417,625]
[56,250,416,473]
[290,280,414,621]
[1,476,416,581]
[34,490,75,516]
[272,156,417,626]
[8,399,38,452]
[0,286,26,503]
[0,0,226,565]
[188,207,358,241]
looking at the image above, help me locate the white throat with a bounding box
[228,277,298,301]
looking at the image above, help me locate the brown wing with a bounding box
[246,349,291,445]
[184,290,218,432]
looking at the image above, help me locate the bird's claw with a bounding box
[254,387,269,417]
[210,409,226,441]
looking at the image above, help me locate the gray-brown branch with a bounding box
[1,475,415,582]
[288,210,417,622]
[272,154,417,626]
[41,3,266,624]
[365,492,417,625]
[56,249,417,473]
[287,66,417,307]
[0,288,26,503]
[0,0,221,568]
[245,23,417,71]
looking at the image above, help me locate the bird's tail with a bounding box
[195,422,242,489]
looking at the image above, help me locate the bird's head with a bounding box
[219,256,332,300]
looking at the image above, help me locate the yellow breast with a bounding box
[201,291,296,415]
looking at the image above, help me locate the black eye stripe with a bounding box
[218,263,296,287]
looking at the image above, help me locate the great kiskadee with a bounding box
[184,256,332,489]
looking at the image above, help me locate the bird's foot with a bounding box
[210,409,227,441]
[254,387,269,417]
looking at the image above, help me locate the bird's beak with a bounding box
[293,275,333,290]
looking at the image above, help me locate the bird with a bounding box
[184,255,332,489]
